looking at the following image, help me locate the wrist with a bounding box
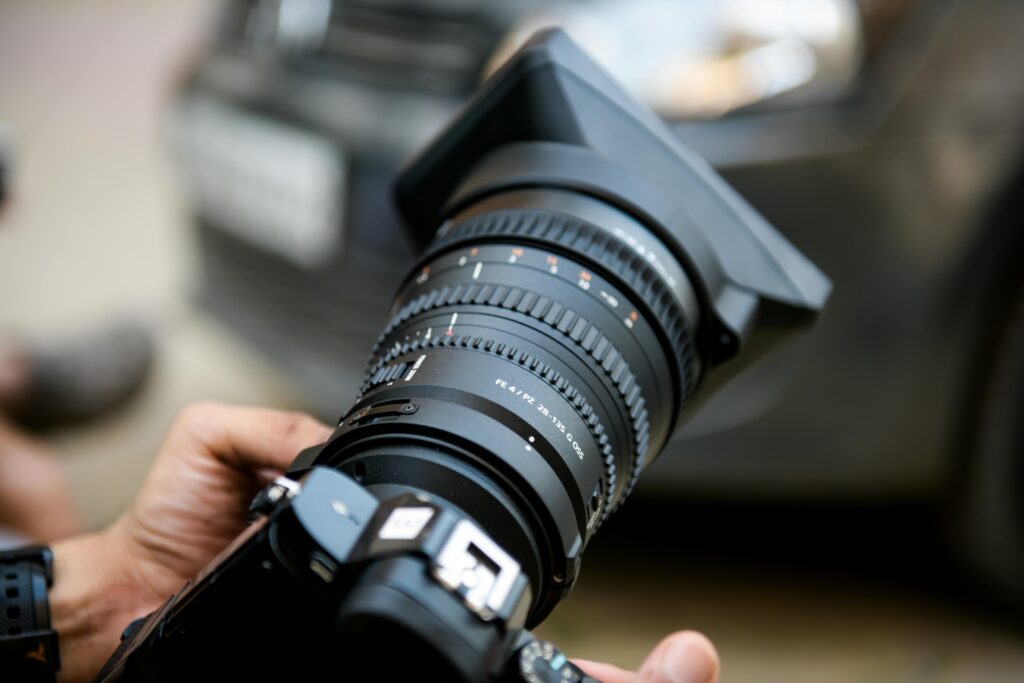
[0,545,58,682]
[50,527,156,683]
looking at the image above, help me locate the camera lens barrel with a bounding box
[317,187,699,622]
[305,29,829,626]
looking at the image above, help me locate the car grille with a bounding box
[217,0,508,94]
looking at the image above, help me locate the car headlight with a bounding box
[484,0,864,119]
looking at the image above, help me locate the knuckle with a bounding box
[277,410,323,440]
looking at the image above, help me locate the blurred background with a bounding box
[1,0,1023,680]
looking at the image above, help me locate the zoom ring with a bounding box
[359,332,616,528]
[428,210,697,405]
[366,283,652,509]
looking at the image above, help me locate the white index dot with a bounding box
[528,436,535,443]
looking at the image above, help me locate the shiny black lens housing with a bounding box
[292,29,829,625]
[309,187,697,622]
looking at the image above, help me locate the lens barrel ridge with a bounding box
[429,189,701,409]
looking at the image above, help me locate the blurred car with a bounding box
[171,0,1024,599]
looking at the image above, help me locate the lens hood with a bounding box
[395,28,831,394]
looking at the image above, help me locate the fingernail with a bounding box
[662,636,718,683]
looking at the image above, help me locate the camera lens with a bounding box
[298,28,828,630]
[315,186,700,622]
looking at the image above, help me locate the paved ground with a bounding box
[540,501,1024,681]
[1,1,1023,680]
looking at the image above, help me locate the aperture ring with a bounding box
[366,283,652,511]
[360,332,616,529]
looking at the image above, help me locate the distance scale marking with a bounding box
[424,244,645,336]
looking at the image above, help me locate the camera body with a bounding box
[96,29,828,682]
[96,467,592,682]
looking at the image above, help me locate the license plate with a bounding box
[173,95,345,267]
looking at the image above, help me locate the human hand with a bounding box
[577,631,720,683]
[50,402,332,682]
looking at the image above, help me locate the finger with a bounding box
[168,401,333,473]
[635,631,719,683]
[573,659,634,683]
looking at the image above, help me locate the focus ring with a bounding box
[366,283,651,513]
[360,332,616,528]
[429,209,697,406]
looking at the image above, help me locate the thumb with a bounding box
[634,631,720,683]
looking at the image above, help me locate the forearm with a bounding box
[50,529,154,683]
